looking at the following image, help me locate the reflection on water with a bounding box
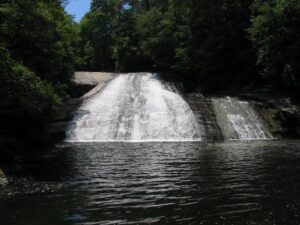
[1,141,300,225]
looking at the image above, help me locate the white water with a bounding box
[67,73,202,142]
[213,97,273,140]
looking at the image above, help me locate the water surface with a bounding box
[1,141,300,225]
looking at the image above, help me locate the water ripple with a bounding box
[1,141,300,225]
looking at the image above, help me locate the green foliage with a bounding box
[185,0,257,91]
[77,0,116,71]
[249,0,300,90]
[113,7,147,72]
[0,0,77,86]
[0,0,78,125]
[0,47,62,120]
[136,7,175,71]
[78,0,259,92]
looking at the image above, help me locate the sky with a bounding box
[65,0,92,22]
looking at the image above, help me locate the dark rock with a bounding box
[182,93,224,142]
[0,168,5,179]
[241,95,300,139]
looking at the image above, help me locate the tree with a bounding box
[113,2,148,72]
[0,0,78,127]
[78,0,116,71]
[0,47,62,120]
[0,0,77,87]
[182,0,257,91]
[249,0,300,90]
[77,0,299,95]
[136,4,177,71]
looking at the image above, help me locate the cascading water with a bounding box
[66,73,202,142]
[212,97,273,140]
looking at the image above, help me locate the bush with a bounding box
[249,0,300,90]
[0,47,62,120]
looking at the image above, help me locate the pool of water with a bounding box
[1,141,300,225]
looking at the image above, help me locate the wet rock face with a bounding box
[182,93,224,142]
[236,94,300,139]
[0,136,21,160]
[253,101,300,139]
[0,169,7,186]
[0,169,5,178]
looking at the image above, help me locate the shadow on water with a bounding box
[1,140,300,225]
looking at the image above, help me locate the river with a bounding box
[1,140,300,225]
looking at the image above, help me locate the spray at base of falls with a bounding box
[66,73,202,142]
[212,97,273,140]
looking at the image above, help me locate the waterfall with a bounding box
[66,73,202,142]
[212,97,273,140]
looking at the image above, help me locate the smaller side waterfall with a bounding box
[212,97,273,140]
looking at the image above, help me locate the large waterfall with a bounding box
[67,73,202,142]
[212,97,273,140]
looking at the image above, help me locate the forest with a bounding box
[0,0,300,134]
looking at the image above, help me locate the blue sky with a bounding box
[65,0,92,22]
